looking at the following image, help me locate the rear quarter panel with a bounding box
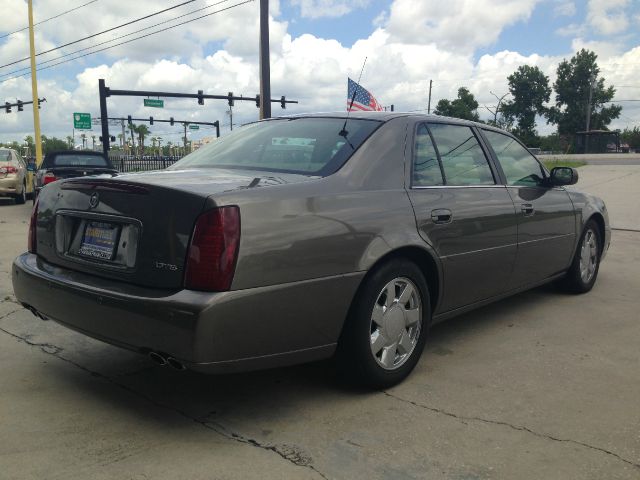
[210,117,432,290]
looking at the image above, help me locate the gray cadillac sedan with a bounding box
[12,112,610,387]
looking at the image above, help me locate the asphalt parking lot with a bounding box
[1,165,639,480]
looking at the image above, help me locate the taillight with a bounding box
[0,166,17,174]
[185,206,240,291]
[43,172,57,185]
[28,198,38,254]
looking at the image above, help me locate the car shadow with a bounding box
[53,283,570,428]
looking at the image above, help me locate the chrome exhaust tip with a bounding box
[166,357,186,371]
[148,351,167,366]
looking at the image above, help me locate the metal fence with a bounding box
[107,154,184,173]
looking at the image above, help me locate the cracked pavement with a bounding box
[1,167,640,480]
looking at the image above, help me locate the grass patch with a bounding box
[542,159,586,170]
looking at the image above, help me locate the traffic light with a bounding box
[5,102,11,113]
[280,96,286,109]
[127,115,132,124]
[228,92,234,107]
[255,94,260,108]
[197,90,204,105]
[170,117,174,126]
[149,116,154,125]
[17,100,23,112]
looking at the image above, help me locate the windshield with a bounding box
[47,153,109,168]
[169,117,382,176]
[0,151,11,161]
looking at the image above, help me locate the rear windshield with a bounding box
[47,153,109,167]
[0,151,11,161]
[169,117,382,176]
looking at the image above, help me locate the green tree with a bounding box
[42,136,68,154]
[134,124,151,153]
[621,127,640,149]
[502,65,551,146]
[434,87,480,121]
[547,49,621,135]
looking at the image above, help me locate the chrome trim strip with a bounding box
[411,184,505,190]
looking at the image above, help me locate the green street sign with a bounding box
[189,124,200,130]
[144,99,164,108]
[73,112,91,129]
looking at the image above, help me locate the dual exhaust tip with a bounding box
[23,304,186,372]
[148,351,186,371]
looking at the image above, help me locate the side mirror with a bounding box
[549,166,578,186]
[26,162,37,172]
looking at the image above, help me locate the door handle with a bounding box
[521,203,535,216]
[431,208,452,224]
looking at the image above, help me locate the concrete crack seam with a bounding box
[0,325,328,480]
[383,391,639,470]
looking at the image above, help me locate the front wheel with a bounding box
[560,220,601,293]
[336,259,430,388]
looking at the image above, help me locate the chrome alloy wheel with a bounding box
[370,277,422,370]
[579,229,598,284]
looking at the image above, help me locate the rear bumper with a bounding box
[0,176,19,195]
[12,253,363,373]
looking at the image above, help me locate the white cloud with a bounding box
[586,0,630,35]
[554,0,576,17]
[383,0,541,54]
[1,0,639,143]
[289,0,369,19]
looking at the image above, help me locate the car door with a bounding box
[406,121,518,313]
[481,129,576,287]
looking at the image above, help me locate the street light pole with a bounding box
[27,0,43,166]
[259,0,271,119]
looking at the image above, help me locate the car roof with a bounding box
[273,111,504,132]
[46,150,106,157]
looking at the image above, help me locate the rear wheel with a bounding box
[336,259,430,388]
[560,220,601,293]
[15,182,26,205]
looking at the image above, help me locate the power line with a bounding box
[0,0,99,39]
[1,0,232,79]
[0,0,253,84]
[0,0,197,69]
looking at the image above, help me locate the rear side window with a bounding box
[483,130,545,187]
[48,154,109,167]
[412,124,444,186]
[428,124,495,186]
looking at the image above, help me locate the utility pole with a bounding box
[259,0,271,119]
[227,107,233,131]
[427,79,433,114]
[585,75,596,154]
[121,119,126,151]
[183,123,188,152]
[27,0,43,166]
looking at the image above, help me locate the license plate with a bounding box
[78,221,120,260]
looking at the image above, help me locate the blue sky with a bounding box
[1,0,639,141]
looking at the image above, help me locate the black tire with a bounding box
[15,182,26,205]
[336,258,430,389]
[559,219,601,293]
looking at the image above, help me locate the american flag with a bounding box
[347,78,383,112]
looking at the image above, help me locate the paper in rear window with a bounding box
[52,154,108,167]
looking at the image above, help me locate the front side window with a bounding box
[412,124,444,186]
[169,118,382,176]
[428,124,495,186]
[483,130,546,187]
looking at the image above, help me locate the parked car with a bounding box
[0,148,32,204]
[33,150,118,202]
[12,113,610,387]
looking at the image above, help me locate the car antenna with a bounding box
[339,57,368,138]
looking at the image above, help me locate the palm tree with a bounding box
[117,133,123,150]
[66,136,73,149]
[80,133,86,149]
[128,123,137,155]
[135,124,150,155]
